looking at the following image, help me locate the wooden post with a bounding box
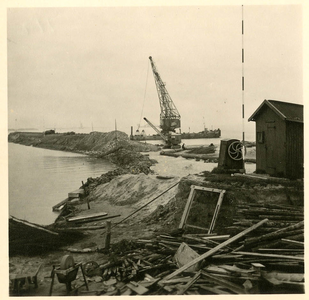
[81,181,90,209]
[105,221,111,250]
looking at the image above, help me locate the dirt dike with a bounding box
[8,130,160,166]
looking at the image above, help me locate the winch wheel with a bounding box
[60,255,75,270]
[228,141,243,161]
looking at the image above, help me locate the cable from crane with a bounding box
[138,60,150,131]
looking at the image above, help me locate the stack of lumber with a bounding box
[78,218,304,296]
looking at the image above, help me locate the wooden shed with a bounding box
[248,99,303,179]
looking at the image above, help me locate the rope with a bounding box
[138,61,150,131]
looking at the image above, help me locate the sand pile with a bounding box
[89,173,180,214]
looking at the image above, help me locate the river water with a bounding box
[8,134,256,225]
[8,143,116,225]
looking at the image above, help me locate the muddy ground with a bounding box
[8,131,303,296]
[9,171,303,296]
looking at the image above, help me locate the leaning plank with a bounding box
[234,251,304,261]
[162,219,269,281]
[67,212,108,222]
[178,186,196,229]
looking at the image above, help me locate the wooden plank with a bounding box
[185,224,209,231]
[74,214,121,224]
[67,212,108,222]
[68,189,84,198]
[202,235,230,240]
[208,190,225,233]
[126,282,149,295]
[52,198,69,211]
[281,238,304,246]
[178,186,196,229]
[162,218,269,281]
[105,221,111,250]
[193,186,226,194]
[160,276,192,285]
[235,251,304,261]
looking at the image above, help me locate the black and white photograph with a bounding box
[3,0,305,297]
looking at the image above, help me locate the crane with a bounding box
[146,56,181,148]
[143,117,168,142]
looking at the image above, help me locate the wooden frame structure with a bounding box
[178,185,226,234]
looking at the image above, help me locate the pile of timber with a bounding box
[227,203,304,246]
[79,218,304,296]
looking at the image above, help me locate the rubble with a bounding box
[52,217,303,296]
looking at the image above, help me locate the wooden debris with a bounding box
[174,243,202,272]
[162,219,269,281]
[49,199,303,296]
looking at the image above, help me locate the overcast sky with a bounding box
[7,4,302,138]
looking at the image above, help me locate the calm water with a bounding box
[8,132,256,225]
[9,143,116,225]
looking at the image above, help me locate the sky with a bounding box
[6,3,303,139]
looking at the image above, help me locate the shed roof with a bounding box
[248,99,303,123]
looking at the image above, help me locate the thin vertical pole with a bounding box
[105,221,111,250]
[242,5,246,159]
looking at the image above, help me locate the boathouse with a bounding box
[248,99,303,179]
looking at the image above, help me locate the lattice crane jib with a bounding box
[149,56,181,134]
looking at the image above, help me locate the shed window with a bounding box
[257,131,264,143]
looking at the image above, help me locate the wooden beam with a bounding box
[234,251,304,261]
[67,212,108,222]
[178,186,196,229]
[162,218,269,281]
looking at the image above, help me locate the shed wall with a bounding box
[286,121,304,179]
[255,106,286,176]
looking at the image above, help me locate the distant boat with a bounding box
[131,128,221,141]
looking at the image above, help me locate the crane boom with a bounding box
[143,118,168,141]
[149,56,181,134]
